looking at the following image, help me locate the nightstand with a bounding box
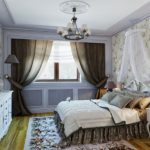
[96,88,107,99]
[146,108,150,137]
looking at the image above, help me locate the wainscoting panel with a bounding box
[22,83,98,113]
[22,82,97,113]
[22,90,42,106]
[78,89,97,100]
[48,89,73,105]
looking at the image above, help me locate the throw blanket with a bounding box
[97,101,140,125]
[55,100,140,137]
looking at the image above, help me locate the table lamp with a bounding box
[4,54,22,89]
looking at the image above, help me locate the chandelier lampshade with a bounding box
[57,1,91,40]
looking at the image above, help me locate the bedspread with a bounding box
[55,100,140,137]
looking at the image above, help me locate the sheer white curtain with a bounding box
[118,29,150,84]
[50,41,73,62]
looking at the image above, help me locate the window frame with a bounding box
[36,62,80,82]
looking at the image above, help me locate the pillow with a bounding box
[101,92,116,103]
[138,97,150,109]
[113,90,134,97]
[140,84,150,93]
[126,97,142,109]
[134,108,147,121]
[110,94,132,108]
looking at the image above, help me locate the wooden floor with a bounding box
[0,113,150,150]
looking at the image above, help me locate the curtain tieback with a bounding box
[5,75,23,90]
[96,77,108,88]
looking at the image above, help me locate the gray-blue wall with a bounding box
[2,29,112,113]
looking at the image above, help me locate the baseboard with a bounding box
[28,105,56,113]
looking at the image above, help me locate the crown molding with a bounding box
[2,25,112,37]
[3,0,15,24]
[2,14,150,37]
[2,14,150,38]
[112,16,150,36]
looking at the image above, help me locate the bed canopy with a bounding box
[117,29,150,86]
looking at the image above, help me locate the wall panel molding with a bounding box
[2,28,112,113]
[3,29,112,87]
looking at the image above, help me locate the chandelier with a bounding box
[57,1,91,40]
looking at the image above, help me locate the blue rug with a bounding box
[24,116,137,150]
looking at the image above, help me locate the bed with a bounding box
[54,90,149,147]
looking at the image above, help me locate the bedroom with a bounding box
[0,0,150,149]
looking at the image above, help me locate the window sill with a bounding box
[35,80,80,83]
[24,81,95,89]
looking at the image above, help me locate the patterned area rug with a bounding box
[24,116,137,150]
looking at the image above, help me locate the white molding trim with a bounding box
[22,83,97,113]
[2,29,112,113]
[24,81,95,90]
[0,27,3,79]
[3,0,16,24]
[3,29,112,90]
[28,105,56,113]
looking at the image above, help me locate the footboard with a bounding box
[54,111,148,147]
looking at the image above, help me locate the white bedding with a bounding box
[55,100,140,137]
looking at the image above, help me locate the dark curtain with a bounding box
[11,39,53,116]
[70,42,108,98]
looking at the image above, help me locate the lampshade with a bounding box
[117,82,124,89]
[5,54,19,64]
[107,81,116,90]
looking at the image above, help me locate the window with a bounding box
[37,41,79,81]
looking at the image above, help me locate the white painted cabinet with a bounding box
[0,91,12,140]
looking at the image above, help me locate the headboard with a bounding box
[124,80,150,93]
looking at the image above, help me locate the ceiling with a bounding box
[0,0,150,36]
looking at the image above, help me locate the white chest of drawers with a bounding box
[0,90,13,140]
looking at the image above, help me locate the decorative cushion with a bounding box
[113,90,133,97]
[126,97,142,109]
[101,92,116,103]
[138,97,150,109]
[134,108,147,121]
[110,94,132,108]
